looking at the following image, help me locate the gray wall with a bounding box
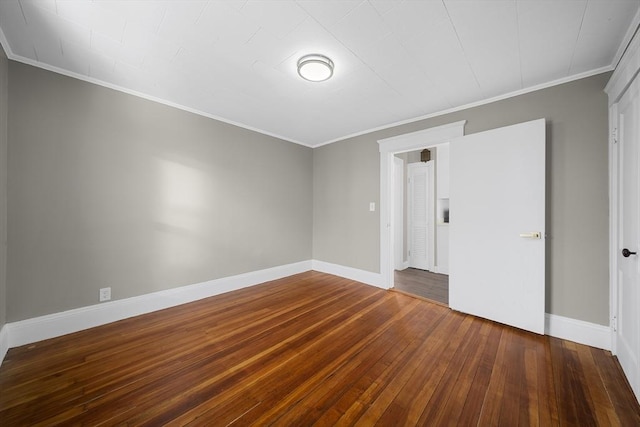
[0,45,7,330]
[313,73,611,326]
[7,62,313,322]
[3,58,611,327]
[313,136,380,271]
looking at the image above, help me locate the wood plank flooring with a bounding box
[394,268,449,305]
[1,271,639,426]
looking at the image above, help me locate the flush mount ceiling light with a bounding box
[297,54,334,82]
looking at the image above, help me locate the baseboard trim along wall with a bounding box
[311,260,385,289]
[3,260,312,356]
[0,324,8,364]
[433,266,449,275]
[545,313,611,351]
[0,261,611,367]
[308,262,611,351]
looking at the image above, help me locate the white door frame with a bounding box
[378,121,466,289]
[393,156,405,270]
[609,101,620,356]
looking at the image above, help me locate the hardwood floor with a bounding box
[1,271,638,425]
[394,268,449,305]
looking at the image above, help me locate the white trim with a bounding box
[611,7,640,77]
[545,313,611,351]
[379,121,468,154]
[0,29,308,149]
[0,324,8,363]
[606,26,640,103]
[317,67,612,148]
[402,261,410,270]
[311,260,384,289]
[378,121,466,290]
[3,261,311,353]
[308,262,611,351]
[0,262,613,368]
[433,266,449,275]
[609,103,620,355]
[0,26,10,60]
[393,156,405,271]
[0,25,613,150]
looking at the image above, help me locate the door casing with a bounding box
[378,121,467,289]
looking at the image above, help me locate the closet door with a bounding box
[614,74,640,400]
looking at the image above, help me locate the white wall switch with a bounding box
[99,287,111,302]
[369,202,376,212]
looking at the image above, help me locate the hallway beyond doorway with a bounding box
[394,268,448,305]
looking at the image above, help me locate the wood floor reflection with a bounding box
[1,271,639,425]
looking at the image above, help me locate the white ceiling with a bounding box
[0,0,638,147]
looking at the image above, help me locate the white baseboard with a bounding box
[311,260,386,289]
[0,324,8,363]
[402,261,409,270]
[545,313,611,350]
[433,265,449,275]
[1,262,612,368]
[4,260,312,355]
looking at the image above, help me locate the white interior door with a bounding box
[615,74,640,400]
[449,119,545,334]
[408,162,433,270]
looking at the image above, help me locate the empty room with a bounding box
[1,0,640,425]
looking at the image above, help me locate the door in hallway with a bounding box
[408,162,433,271]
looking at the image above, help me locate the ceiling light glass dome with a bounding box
[297,54,334,82]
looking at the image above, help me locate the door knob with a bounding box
[622,248,637,257]
[519,232,541,239]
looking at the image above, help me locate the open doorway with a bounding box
[393,146,449,305]
[378,121,465,304]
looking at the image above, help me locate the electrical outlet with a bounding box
[99,287,111,302]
